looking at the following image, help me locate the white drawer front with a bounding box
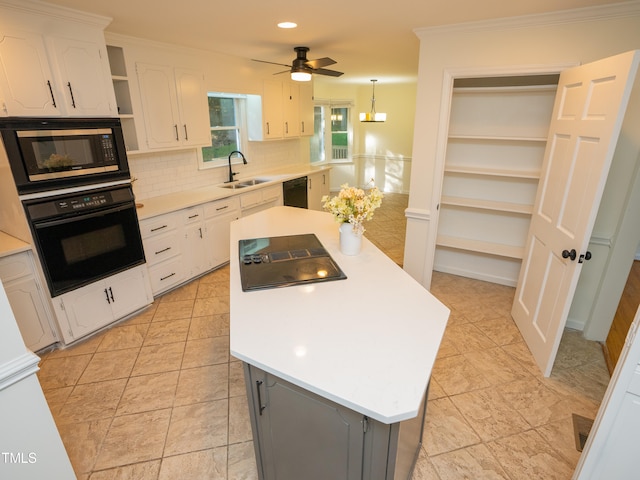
[204,197,240,219]
[143,232,181,266]
[140,213,178,239]
[181,206,204,224]
[262,185,282,203]
[148,257,186,294]
[0,251,33,282]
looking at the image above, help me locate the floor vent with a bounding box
[572,413,594,452]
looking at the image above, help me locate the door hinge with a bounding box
[362,416,369,433]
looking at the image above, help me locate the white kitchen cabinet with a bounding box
[52,265,152,344]
[307,170,330,211]
[140,211,186,295]
[435,77,557,286]
[136,62,209,149]
[298,82,314,137]
[239,184,283,217]
[0,30,115,117]
[247,80,315,141]
[0,251,57,351]
[180,205,211,278]
[283,82,300,138]
[204,197,240,268]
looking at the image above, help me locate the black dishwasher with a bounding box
[283,176,308,209]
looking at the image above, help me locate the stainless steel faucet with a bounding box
[226,150,247,183]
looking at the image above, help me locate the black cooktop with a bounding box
[238,234,347,291]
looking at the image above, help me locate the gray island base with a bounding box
[243,363,428,480]
[230,207,449,480]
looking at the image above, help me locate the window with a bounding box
[199,93,246,169]
[310,102,352,163]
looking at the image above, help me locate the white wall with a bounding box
[405,3,640,308]
[314,81,416,193]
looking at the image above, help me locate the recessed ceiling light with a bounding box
[277,21,297,29]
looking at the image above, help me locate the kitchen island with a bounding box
[230,206,450,480]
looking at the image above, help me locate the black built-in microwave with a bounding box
[0,117,130,195]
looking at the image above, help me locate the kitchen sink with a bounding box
[238,178,271,187]
[219,183,247,189]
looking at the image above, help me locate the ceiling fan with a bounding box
[252,46,344,81]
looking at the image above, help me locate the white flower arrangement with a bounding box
[322,182,384,234]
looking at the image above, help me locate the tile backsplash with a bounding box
[128,140,308,201]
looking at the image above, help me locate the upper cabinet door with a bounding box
[137,62,181,149]
[298,82,314,137]
[174,68,210,146]
[49,36,116,116]
[137,63,210,149]
[0,31,61,116]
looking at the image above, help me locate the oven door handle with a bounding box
[32,203,135,229]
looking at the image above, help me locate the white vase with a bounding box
[339,222,362,255]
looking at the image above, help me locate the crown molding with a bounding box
[414,1,640,38]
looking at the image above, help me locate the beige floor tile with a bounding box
[158,447,227,480]
[463,347,531,386]
[131,342,185,376]
[229,395,252,444]
[188,313,229,340]
[228,441,259,480]
[96,323,149,351]
[548,362,610,403]
[41,385,73,416]
[182,336,229,369]
[164,399,229,456]
[443,323,497,353]
[192,296,230,316]
[536,416,584,466]
[159,281,198,303]
[174,364,228,406]
[486,429,574,480]
[474,317,523,346]
[153,299,194,321]
[430,443,510,480]
[78,348,139,384]
[197,281,230,298]
[432,354,492,396]
[495,377,565,428]
[37,354,93,390]
[501,341,542,376]
[88,460,161,480]
[423,397,481,456]
[56,418,112,475]
[143,318,190,346]
[411,447,441,480]
[45,334,104,358]
[57,379,127,425]
[229,360,247,398]
[450,387,530,442]
[116,371,179,415]
[94,409,172,470]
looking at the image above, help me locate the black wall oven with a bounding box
[23,185,145,297]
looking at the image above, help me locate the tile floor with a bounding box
[36,193,611,479]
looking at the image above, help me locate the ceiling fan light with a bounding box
[291,70,312,82]
[277,21,297,29]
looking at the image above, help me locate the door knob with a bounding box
[562,249,577,261]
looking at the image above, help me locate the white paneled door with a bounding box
[512,50,640,376]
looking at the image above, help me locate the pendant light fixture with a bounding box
[360,79,386,122]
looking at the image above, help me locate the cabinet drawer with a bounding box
[140,213,178,239]
[181,206,204,224]
[148,257,186,294]
[240,190,262,209]
[0,251,33,282]
[143,232,181,266]
[262,185,283,203]
[204,197,240,219]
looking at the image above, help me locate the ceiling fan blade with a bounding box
[272,70,289,76]
[252,59,292,68]
[313,68,344,77]
[305,57,336,69]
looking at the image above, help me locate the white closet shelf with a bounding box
[111,75,128,81]
[447,134,548,143]
[453,84,557,94]
[444,165,540,179]
[436,235,524,259]
[440,196,533,215]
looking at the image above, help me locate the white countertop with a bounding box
[229,206,450,424]
[135,164,330,221]
[0,231,31,258]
